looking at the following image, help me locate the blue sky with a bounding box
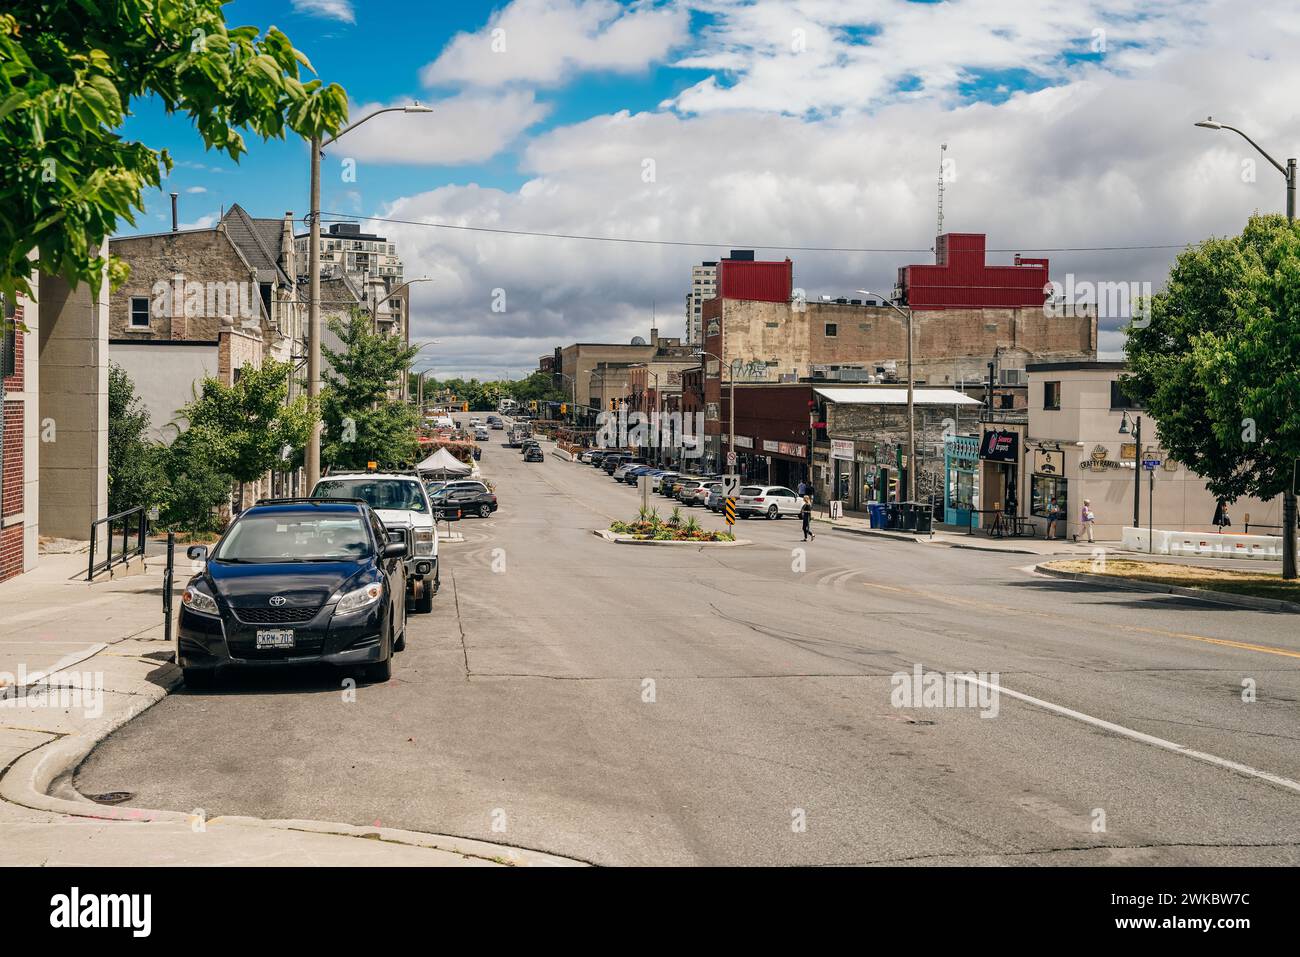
[116,0,1296,377]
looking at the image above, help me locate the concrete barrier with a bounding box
[1121,527,1282,559]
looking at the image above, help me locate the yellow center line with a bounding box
[864,581,1300,660]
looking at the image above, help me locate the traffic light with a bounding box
[561,403,567,415]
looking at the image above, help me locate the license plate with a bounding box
[256,629,295,649]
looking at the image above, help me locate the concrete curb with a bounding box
[822,519,1090,556]
[0,643,586,867]
[1034,563,1300,614]
[593,529,751,547]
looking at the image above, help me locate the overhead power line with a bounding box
[310,212,1192,255]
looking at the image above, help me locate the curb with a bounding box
[593,529,751,547]
[822,520,1089,556]
[1034,564,1300,614]
[0,645,586,867]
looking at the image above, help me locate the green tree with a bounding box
[157,428,232,534]
[322,312,420,471]
[178,358,315,489]
[0,3,348,301]
[1124,213,1300,576]
[107,362,166,514]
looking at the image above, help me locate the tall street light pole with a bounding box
[1195,117,1297,579]
[1119,411,1142,528]
[306,102,433,489]
[862,290,915,502]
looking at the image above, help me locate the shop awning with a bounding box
[813,387,980,406]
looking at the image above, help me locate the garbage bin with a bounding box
[913,502,933,534]
[885,503,902,530]
[868,503,886,529]
[900,502,918,532]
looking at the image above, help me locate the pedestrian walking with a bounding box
[1045,497,1059,540]
[800,495,815,541]
[1213,499,1232,532]
[797,478,810,498]
[1080,499,1096,543]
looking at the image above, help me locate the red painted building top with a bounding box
[717,257,793,303]
[898,233,1048,310]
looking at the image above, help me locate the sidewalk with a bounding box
[0,551,581,866]
[811,509,1100,556]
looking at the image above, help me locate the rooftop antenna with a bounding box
[936,143,948,239]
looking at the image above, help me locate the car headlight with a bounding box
[414,528,435,555]
[336,582,384,615]
[182,584,219,617]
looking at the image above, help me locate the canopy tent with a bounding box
[416,447,472,477]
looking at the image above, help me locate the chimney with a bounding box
[170,192,179,232]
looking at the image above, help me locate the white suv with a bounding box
[735,485,803,520]
[311,472,439,612]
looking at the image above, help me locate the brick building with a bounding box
[1,289,37,582]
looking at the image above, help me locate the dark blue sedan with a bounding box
[176,499,409,687]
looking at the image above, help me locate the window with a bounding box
[1031,475,1068,519]
[824,322,838,337]
[1043,380,1061,410]
[129,296,150,328]
[1110,379,1142,410]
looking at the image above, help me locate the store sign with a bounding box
[1120,442,1138,461]
[1080,444,1126,471]
[1034,449,1064,475]
[831,439,854,461]
[980,430,1019,462]
[705,402,720,421]
[733,434,754,449]
[763,440,779,453]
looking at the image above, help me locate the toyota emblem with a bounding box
[269,596,287,606]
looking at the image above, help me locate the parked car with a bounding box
[431,485,498,519]
[612,458,649,481]
[622,464,658,484]
[677,480,716,505]
[312,472,439,612]
[177,498,408,687]
[523,446,544,462]
[705,486,726,512]
[602,453,632,475]
[734,485,803,519]
[655,472,681,495]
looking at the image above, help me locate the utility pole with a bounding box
[306,135,321,489]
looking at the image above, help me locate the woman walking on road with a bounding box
[800,495,815,542]
[1080,499,1096,543]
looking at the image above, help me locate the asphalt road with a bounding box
[78,421,1300,865]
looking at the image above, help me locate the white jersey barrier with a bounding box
[1121,527,1283,560]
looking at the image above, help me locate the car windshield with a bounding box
[314,478,427,512]
[214,513,372,563]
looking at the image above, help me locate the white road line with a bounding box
[954,674,1300,796]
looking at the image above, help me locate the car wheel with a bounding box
[394,627,407,652]
[364,654,392,683]
[414,581,435,614]
[767,505,779,519]
[479,504,491,518]
[182,668,214,690]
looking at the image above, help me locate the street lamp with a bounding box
[861,289,915,503]
[1195,116,1297,579]
[306,102,434,489]
[1119,410,1142,529]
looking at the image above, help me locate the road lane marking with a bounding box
[868,581,1300,661]
[954,674,1300,796]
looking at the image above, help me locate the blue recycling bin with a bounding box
[868,503,886,529]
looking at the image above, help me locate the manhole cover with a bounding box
[87,791,134,805]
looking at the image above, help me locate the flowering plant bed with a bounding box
[608,507,735,542]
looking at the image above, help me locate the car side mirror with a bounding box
[187,545,208,561]
[386,527,414,559]
[383,541,408,559]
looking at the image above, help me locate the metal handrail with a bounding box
[87,506,147,581]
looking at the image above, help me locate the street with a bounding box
[76,426,1300,866]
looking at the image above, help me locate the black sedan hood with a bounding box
[204,559,369,610]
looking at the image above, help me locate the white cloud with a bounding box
[179,213,218,230]
[291,0,355,24]
[668,0,1201,115]
[421,0,690,88]
[185,186,207,194]
[330,91,550,166]
[366,0,1300,380]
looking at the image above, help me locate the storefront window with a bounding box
[950,471,976,510]
[1031,475,1068,519]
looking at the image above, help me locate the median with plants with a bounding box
[603,507,740,544]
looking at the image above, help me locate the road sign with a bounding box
[726,451,737,467]
[724,497,736,526]
[722,474,741,496]
[1142,459,1161,470]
